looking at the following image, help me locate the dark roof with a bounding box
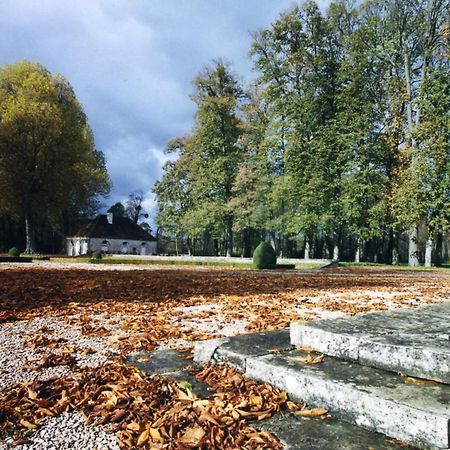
[71,215,156,241]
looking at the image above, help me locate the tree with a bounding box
[362,0,450,265]
[155,61,243,257]
[107,202,125,219]
[0,60,110,253]
[393,69,450,266]
[126,190,146,224]
[154,139,189,252]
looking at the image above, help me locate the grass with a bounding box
[340,261,450,271]
[51,257,321,270]
[49,257,92,263]
[0,256,33,263]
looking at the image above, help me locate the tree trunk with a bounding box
[226,216,233,258]
[408,227,419,266]
[333,244,339,260]
[24,215,36,254]
[391,231,399,265]
[175,237,179,256]
[304,240,310,260]
[214,239,219,257]
[269,233,276,252]
[392,246,399,265]
[355,238,362,263]
[435,232,443,266]
[425,236,433,268]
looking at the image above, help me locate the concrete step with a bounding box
[129,347,409,449]
[194,330,450,449]
[246,351,450,450]
[260,413,408,450]
[194,328,294,369]
[290,302,450,384]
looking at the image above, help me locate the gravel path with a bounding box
[0,412,120,450]
[0,316,119,392]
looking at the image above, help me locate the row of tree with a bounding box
[154,0,450,265]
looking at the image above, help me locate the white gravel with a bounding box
[171,304,248,337]
[0,316,119,392]
[0,411,120,450]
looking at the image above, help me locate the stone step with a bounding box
[260,413,408,450]
[290,303,450,384]
[246,351,450,450]
[194,330,450,449]
[129,347,409,449]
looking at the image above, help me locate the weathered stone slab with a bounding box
[205,329,293,370]
[246,351,450,449]
[127,349,192,374]
[127,349,214,398]
[193,337,230,364]
[291,302,450,383]
[259,413,407,449]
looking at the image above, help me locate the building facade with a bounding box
[67,213,157,256]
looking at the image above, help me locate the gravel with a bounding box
[0,411,120,450]
[0,316,119,392]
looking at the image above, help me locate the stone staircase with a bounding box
[194,303,450,449]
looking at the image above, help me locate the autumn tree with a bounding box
[155,62,243,257]
[0,60,110,253]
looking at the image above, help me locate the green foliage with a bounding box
[253,241,277,269]
[7,247,19,257]
[92,250,102,260]
[0,60,110,252]
[107,202,125,219]
[154,0,450,265]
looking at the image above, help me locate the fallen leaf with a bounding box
[178,426,206,447]
[295,407,328,417]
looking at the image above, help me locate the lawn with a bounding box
[0,263,448,448]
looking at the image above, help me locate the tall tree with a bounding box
[363,0,450,264]
[0,60,110,253]
[126,190,146,224]
[155,62,243,257]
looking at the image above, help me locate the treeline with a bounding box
[154,0,450,265]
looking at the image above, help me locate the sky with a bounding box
[0,0,330,228]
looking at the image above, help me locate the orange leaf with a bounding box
[20,419,37,429]
[178,426,206,447]
[295,407,328,417]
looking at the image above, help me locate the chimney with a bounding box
[107,212,113,225]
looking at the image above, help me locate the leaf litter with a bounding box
[0,265,448,447]
[0,362,304,449]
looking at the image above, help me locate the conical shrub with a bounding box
[253,241,276,269]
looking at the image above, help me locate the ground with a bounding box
[0,262,448,449]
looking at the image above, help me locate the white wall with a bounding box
[67,237,156,256]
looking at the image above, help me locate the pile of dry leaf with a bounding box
[0,362,308,449]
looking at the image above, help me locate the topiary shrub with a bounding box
[8,247,20,257]
[92,250,102,260]
[253,241,277,269]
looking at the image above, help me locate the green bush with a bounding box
[253,241,277,269]
[92,250,102,260]
[8,247,20,257]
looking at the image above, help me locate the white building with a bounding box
[67,213,157,256]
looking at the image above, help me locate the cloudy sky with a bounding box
[1,0,329,226]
